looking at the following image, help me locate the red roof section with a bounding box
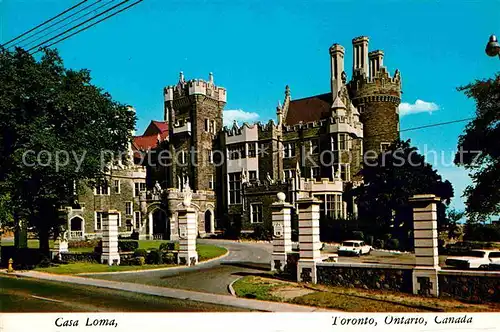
[285,93,332,125]
[132,132,168,152]
[143,120,168,136]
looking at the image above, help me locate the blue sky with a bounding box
[1,0,499,214]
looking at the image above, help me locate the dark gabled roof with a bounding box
[284,92,332,125]
[143,120,168,136]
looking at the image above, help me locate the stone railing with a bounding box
[69,231,84,239]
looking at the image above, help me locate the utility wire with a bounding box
[400,118,474,133]
[1,0,89,48]
[34,0,144,53]
[27,0,136,54]
[14,0,111,50]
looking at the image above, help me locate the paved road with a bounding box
[85,239,274,295]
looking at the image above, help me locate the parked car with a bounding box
[338,240,372,256]
[445,249,500,270]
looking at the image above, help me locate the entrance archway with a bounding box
[69,216,84,239]
[150,209,169,240]
[204,209,214,234]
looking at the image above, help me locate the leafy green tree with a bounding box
[454,73,500,222]
[349,139,454,248]
[0,48,135,255]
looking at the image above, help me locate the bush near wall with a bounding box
[439,274,500,303]
[68,239,100,249]
[118,241,139,252]
[464,223,500,242]
[60,252,100,263]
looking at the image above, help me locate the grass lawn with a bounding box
[232,276,500,312]
[1,274,247,312]
[33,243,227,274]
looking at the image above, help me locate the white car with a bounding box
[338,240,372,256]
[445,249,500,270]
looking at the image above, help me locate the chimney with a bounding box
[369,50,384,79]
[329,44,345,99]
[352,36,369,77]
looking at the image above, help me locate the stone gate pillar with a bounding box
[177,208,198,266]
[101,210,120,266]
[297,197,322,283]
[271,192,293,272]
[409,194,441,296]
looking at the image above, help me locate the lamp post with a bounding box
[485,35,500,58]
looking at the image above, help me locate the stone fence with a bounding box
[272,193,500,303]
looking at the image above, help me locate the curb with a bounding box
[228,276,243,297]
[75,248,230,276]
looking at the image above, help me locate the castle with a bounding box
[61,36,402,240]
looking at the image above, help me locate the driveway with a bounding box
[85,239,273,295]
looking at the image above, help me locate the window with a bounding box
[95,182,109,195]
[338,134,347,151]
[113,180,120,194]
[126,219,133,232]
[313,195,325,216]
[311,166,320,179]
[325,194,343,219]
[250,203,263,223]
[248,143,257,157]
[95,212,104,230]
[259,142,270,156]
[284,169,296,179]
[380,142,391,152]
[249,171,257,181]
[134,182,146,197]
[207,150,213,163]
[179,150,187,164]
[212,120,216,133]
[340,164,350,181]
[117,213,121,227]
[283,142,295,158]
[134,211,141,229]
[205,118,209,131]
[125,202,132,215]
[228,172,242,204]
[228,144,245,160]
[310,139,319,154]
[209,175,215,190]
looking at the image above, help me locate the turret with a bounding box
[329,44,345,100]
[352,36,369,78]
[348,38,402,154]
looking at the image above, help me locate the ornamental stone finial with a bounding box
[182,178,192,207]
[277,192,286,203]
[209,72,214,84]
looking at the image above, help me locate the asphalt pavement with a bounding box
[84,239,274,295]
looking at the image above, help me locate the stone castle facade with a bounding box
[62,36,401,240]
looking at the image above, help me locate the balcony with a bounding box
[172,121,191,135]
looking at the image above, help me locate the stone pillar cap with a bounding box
[271,202,294,208]
[409,194,441,202]
[297,197,322,205]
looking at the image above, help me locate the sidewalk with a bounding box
[3,270,336,312]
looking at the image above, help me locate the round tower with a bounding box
[348,36,402,154]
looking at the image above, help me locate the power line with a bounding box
[14,0,111,50]
[400,117,474,133]
[35,0,144,53]
[27,0,137,54]
[1,0,89,48]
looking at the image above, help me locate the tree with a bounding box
[348,139,454,248]
[454,73,500,222]
[0,48,135,255]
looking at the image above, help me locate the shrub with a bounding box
[351,231,364,240]
[60,252,100,263]
[162,251,176,264]
[118,241,139,252]
[365,235,374,246]
[94,240,102,254]
[68,239,99,249]
[133,248,147,258]
[159,242,175,252]
[252,224,272,241]
[146,249,163,265]
[386,238,400,250]
[131,230,140,240]
[373,239,385,249]
[133,256,145,266]
[383,233,392,241]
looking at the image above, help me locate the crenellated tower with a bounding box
[164,72,226,191]
[347,36,402,154]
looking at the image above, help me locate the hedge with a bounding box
[118,241,139,252]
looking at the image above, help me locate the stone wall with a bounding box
[316,263,413,293]
[439,270,500,303]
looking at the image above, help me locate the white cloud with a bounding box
[223,109,260,126]
[399,99,440,116]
